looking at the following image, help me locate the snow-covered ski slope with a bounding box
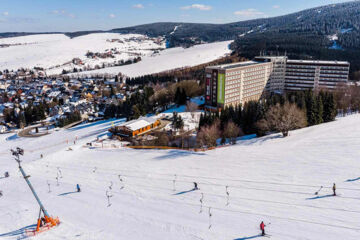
[0,33,165,74]
[0,115,360,240]
[71,40,233,78]
[0,33,232,77]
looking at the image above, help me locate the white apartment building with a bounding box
[205,61,272,110]
[205,57,350,110]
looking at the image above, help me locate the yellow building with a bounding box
[112,117,160,138]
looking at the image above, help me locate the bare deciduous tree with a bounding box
[223,120,243,144]
[186,101,199,119]
[257,102,307,137]
[196,120,220,147]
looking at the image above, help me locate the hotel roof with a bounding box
[287,59,350,65]
[207,61,266,70]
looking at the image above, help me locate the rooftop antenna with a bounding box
[11,148,60,236]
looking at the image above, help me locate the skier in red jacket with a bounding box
[260,221,266,236]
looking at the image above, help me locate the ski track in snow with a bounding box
[0,115,360,239]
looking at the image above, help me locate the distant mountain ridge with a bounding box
[1,1,359,44]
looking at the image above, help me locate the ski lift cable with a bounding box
[35,162,360,191]
[38,170,360,215]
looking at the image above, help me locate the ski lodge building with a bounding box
[111,116,161,138]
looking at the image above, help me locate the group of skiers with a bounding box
[0,165,341,238]
[191,181,339,236]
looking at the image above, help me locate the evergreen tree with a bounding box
[174,87,181,105]
[316,95,324,124]
[322,92,337,122]
[305,91,317,126]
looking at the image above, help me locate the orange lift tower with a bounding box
[11,147,60,236]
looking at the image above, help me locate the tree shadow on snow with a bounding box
[0,224,36,239]
[173,188,197,196]
[306,194,334,200]
[234,234,263,240]
[346,177,360,182]
[237,134,283,146]
[154,150,205,160]
[6,134,19,141]
[58,191,79,196]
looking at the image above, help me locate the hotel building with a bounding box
[205,61,272,110]
[285,59,350,91]
[205,57,350,110]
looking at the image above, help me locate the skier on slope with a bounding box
[76,184,81,192]
[193,182,199,190]
[260,221,266,236]
[333,183,336,196]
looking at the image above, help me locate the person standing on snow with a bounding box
[333,183,336,196]
[76,184,81,192]
[193,182,199,190]
[260,221,266,236]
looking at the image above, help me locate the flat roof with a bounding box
[207,61,265,70]
[287,59,349,65]
[255,56,288,60]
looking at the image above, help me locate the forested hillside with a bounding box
[113,1,360,77]
[112,1,360,49]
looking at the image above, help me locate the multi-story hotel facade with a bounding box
[205,57,350,110]
[205,61,272,110]
[285,59,350,91]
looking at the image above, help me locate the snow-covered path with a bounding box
[0,115,360,239]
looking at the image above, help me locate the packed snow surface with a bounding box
[73,41,233,77]
[1,115,360,240]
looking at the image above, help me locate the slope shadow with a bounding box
[173,188,197,195]
[346,177,360,182]
[58,191,79,196]
[234,234,263,240]
[154,150,206,160]
[306,194,334,200]
[0,224,36,238]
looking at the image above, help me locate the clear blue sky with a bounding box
[0,0,350,32]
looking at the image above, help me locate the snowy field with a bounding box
[0,115,360,240]
[72,40,233,78]
[0,33,165,74]
[0,33,232,77]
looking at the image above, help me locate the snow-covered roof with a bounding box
[120,117,158,131]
